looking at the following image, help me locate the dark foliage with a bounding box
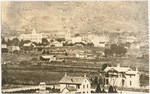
[108,85,114,93]
[95,84,101,93]
[2,38,6,44]
[102,63,111,71]
[2,48,8,53]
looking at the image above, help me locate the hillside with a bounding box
[1,1,149,37]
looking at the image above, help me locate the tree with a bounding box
[116,46,127,55]
[102,64,111,71]
[93,76,98,84]
[24,40,31,43]
[87,42,94,47]
[42,50,46,54]
[104,49,111,56]
[95,84,101,93]
[2,78,6,86]
[101,89,107,93]
[42,38,49,45]
[12,38,19,46]
[108,85,114,93]
[47,51,49,54]
[56,38,65,42]
[125,42,131,48]
[19,40,25,47]
[110,44,118,54]
[2,38,6,44]
[110,44,127,55]
[75,33,80,37]
[2,48,8,53]
[7,39,12,46]
[99,77,102,85]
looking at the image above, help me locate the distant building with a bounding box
[49,49,67,55]
[59,74,91,94]
[125,36,136,43]
[11,46,20,51]
[52,41,63,47]
[76,53,96,59]
[1,44,8,54]
[76,53,87,58]
[23,42,36,47]
[36,82,49,93]
[1,44,7,49]
[72,36,82,44]
[130,42,140,49]
[7,46,20,52]
[23,42,35,51]
[40,55,56,62]
[19,29,43,43]
[104,64,140,88]
[90,35,110,47]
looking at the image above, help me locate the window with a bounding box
[83,85,85,89]
[122,80,125,86]
[130,75,132,78]
[130,81,132,86]
[87,84,88,88]
[106,79,109,85]
[77,85,80,89]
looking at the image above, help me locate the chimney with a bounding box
[64,72,67,76]
[84,73,86,77]
[136,67,138,71]
[117,64,120,67]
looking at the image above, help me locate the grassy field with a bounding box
[2,46,149,88]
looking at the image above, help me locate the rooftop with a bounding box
[59,75,91,84]
[104,67,132,73]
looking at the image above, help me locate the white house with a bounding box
[130,42,140,49]
[1,44,7,49]
[72,36,82,44]
[36,82,49,93]
[90,35,110,47]
[40,55,56,62]
[125,36,136,43]
[59,74,91,94]
[19,29,43,43]
[52,41,63,47]
[76,53,87,58]
[104,64,140,88]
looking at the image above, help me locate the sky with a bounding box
[1,1,149,35]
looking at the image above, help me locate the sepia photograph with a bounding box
[1,1,149,93]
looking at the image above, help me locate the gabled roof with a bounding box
[104,67,132,73]
[52,41,62,44]
[23,43,32,46]
[126,71,141,74]
[41,55,55,59]
[23,43,35,46]
[59,76,91,84]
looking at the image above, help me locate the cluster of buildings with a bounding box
[18,29,110,48]
[43,64,141,94]
[17,29,148,50]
